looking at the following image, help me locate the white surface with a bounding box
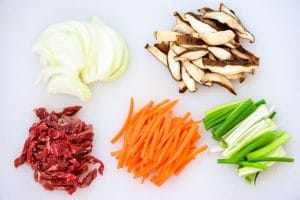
[0,0,299,200]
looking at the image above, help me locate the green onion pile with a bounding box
[203,98,294,184]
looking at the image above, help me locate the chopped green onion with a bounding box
[213,99,254,139]
[203,101,244,130]
[247,157,294,162]
[231,103,256,125]
[203,108,235,130]
[222,118,277,158]
[239,161,268,170]
[229,131,279,162]
[245,172,260,184]
[219,141,228,148]
[217,159,237,164]
[238,147,287,176]
[254,99,266,107]
[204,98,293,183]
[270,111,277,119]
[247,133,291,160]
[205,100,244,116]
[224,105,273,146]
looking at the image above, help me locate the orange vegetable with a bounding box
[111,98,207,186]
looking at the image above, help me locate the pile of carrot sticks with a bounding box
[111,98,207,186]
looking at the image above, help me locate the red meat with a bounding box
[14,106,104,194]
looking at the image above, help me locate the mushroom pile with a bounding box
[145,3,259,94]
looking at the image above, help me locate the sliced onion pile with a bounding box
[34,16,129,101]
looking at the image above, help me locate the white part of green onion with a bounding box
[224,105,272,146]
[222,118,277,158]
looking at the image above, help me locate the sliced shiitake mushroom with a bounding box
[192,58,205,69]
[208,52,217,61]
[176,35,206,46]
[192,30,236,46]
[198,17,229,31]
[219,3,238,20]
[184,12,217,34]
[208,46,233,60]
[175,48,209,61]
[173,12,195,34]
[225,73,246,83]
[171,44,187,54]
[182,61,205,83]
[203,58,257,67]
[178,44,208,49]
[203,11,255,42]
[146,3,259,95]
[194,16,238,48]
[178,80,187,93]
[167,44,182,81]
[203,82,213,87]
[183,60,236,94]
[203,73,236,95]
[231,46,259,64]
[198,7,214,14]
[145,44,168,66]
[145,44,186,87]
[202,58,258,74]
[154,31,180,42]
[154,43,169,54]
[181,65,197,92]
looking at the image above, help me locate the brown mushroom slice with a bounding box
[208,46,233,60]
[145,44,168,66]
[208,52,217,61]
[192,58,205,69]
[175,48,209,61]
[203,11,255,42]
[167,45,181,81]
[146,44,185,86]
[202,58,258,74]
[176,35,205,46]
[198,7,214,14]
[185,16,237,49]
[182,61,205,83]
[181,66,197,92]
[225,39,240,48]
[219,3,238,20]
[154,43,170,54]
[179,44,208,49]
[199,17,228,31]
[171,44,187,54]
[184,13,217,34]
[192,30,236,46]
[225,73,246,83]
[203,73,236,95]
[198,16,239,48]
[154,31,180,42]
[231,46,259,64]
[203,82,213,87]
[231,48,250,60]
[178,80,187,93]
[173,12,195,34]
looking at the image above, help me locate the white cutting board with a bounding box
[0,0,299,199]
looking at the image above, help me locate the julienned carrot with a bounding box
[111,97,134,144]
[111,98,207,186]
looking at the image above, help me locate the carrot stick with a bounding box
[111,150,121,157]
[141,114,163,159]
[189,145,208,159]
[165,125,197,165]
[111,97,134,144]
